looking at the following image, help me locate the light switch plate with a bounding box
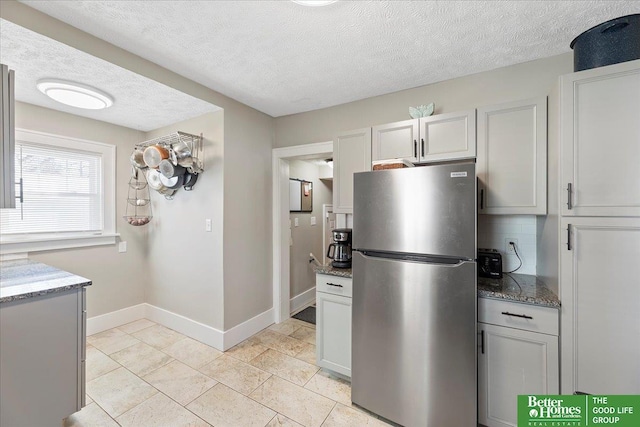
[294,218,299,227]
[310,216,316,226]
[205,219,212,232]
[118,241,127,253]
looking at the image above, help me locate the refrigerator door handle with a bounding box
[356,250,471,266]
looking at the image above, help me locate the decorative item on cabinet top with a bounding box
[409,102,435,118]
[130,131,204,198]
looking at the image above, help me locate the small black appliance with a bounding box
[478,248,503,279]
[327,228,352,268]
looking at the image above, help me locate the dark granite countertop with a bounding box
[0,259,91,303]
[314,264,352,278]
[314,265,558,308]
[478,273,560,308]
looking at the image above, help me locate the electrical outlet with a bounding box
[505,238,518,254]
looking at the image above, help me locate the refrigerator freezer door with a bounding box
[353,163,476,259]
[351,251,477,427]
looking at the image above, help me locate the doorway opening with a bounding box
[272,142,333,324]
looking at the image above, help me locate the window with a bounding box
[0,129,117,254]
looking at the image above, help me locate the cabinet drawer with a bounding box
[478,298,558,336]
[316,274,352,297]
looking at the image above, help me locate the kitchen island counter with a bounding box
[0,258,91,303]
[478,273,559,308]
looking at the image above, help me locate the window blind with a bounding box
[0,142,103,235]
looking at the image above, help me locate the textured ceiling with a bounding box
[0,19,220,131]
[18,0,640,117]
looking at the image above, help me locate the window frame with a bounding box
[0,129,118,254]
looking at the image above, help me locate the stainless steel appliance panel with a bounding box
[353,163,476,259]
[351,251,477,427]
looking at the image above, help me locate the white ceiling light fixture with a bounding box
[36,79,114,110]
[291,0,338,6]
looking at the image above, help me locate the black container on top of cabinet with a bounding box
[571,14,640,72]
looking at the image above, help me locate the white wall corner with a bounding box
[290,287,316,314]
[222,308,275,351]
[86,303,146,336]
[144,304,225,351]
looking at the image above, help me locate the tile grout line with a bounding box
[87,320,349,427]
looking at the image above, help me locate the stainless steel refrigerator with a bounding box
[352,162,477,427]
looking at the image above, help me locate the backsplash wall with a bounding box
[478,215,537,275]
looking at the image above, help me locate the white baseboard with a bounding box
[290,287,316,314]
[144,304,224,350]
[222,308,274,351]
[87,303,275,352]
[86,303,146,336]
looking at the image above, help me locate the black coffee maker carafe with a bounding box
[327,228,352,268]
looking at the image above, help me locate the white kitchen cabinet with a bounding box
[477,97,547,215]
[419,109,476,162]
[560,59,640,217]
[371,119,419,163]
[560,217,640,395]
[0,63,16,209]
[478,298,559,427]
[0,288,86,427]
[316,273,352,377]
[371,110,476,164]
[333,127,371,214]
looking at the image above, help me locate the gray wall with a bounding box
[222,102,274,329]
[16,102,148,318]
[288,160,333,299]
[3,2,275,331]
[275,53,573,147]
[144,111,225,329]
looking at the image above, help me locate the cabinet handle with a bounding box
[326,282,343,288]
[480,330,485,354]
[501,311,533,320]
[413,139,417,159]
[480,189,484,210]
[421,138,425,157]
[567,183,573,210]
[567,224,572,251]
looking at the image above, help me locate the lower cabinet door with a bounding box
[316,291,352,377]
[0,289,82,427]
[478,322,559,427]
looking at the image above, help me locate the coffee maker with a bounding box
[327,228,352,268]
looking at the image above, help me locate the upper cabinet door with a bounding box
[419,109,476,163]
[477,97,547,215]
[333,127,372,214]
[561,59,640,216]
[371,119,419,163]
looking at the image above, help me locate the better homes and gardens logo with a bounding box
[518,395,640,427]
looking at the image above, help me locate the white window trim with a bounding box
[0,129,118,254]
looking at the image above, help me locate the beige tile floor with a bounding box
[65,317,392,427]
